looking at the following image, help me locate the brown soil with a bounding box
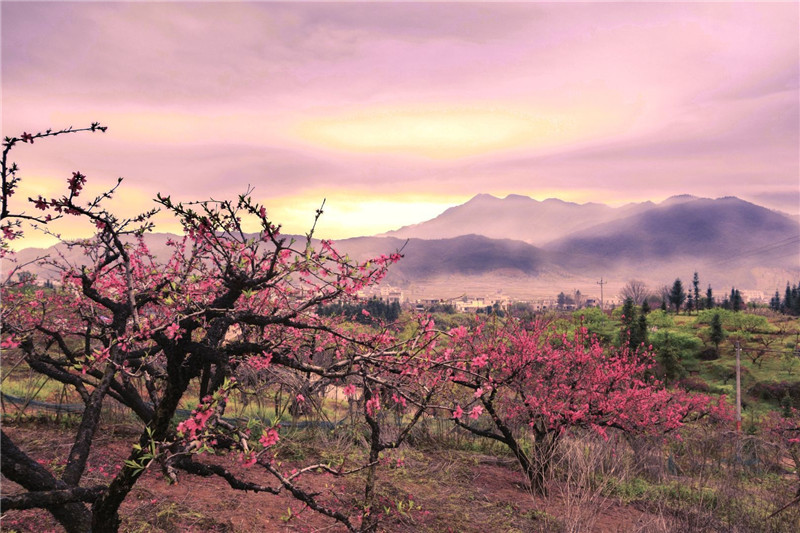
[1,421,662,533]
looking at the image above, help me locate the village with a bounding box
[357,284,771,314]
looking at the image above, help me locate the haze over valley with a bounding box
[8,193,798,302]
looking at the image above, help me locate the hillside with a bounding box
[544,196,800,286]
[381,194,652,246]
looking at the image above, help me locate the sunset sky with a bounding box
[2,1,798,248]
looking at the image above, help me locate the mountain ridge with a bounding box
[4,194,798,299]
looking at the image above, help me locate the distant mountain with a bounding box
[376,193,799,291]
[337,234,565,282]
[4,195,798,299]
[3,230,594,300]
[380,194,652,246]
[545,196,797,262]
[543,196,800,286]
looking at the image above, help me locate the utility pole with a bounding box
[596,278,606,311]
[735,340,742,432]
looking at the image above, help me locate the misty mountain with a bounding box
[377,193,799,291]
[544,196,799,266]
[4,195,797,298]
[381,193,652,246]
[336,234,569,282]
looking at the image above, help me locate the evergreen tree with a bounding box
[730,287,743,312]
[770,290,781,312]
[710,312,725,357]
[668,278,687,314]
[620,297,636,348]
[632,313,649,351]
[686,292,694,314]
[781,391,794,418]
[661,299,667,311]
[784,282,792,313]
[793,282,800,315]
[692,272,701,311]
[641,300,651,315]
[706,285,714,309]
[657,333,683,386]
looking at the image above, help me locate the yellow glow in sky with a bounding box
[263,192,469,239]
[295,106,595,159]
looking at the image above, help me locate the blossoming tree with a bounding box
[0,125,443,532]
[440,317,725,493]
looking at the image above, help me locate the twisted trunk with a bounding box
[1,431,92,533]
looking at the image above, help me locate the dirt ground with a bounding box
[1,420,665,533]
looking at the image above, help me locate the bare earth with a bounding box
[0,421,663,533]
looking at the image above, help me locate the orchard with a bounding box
[1,126,798,532]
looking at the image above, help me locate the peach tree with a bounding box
[438,317,725,493]
[0,125,443,532]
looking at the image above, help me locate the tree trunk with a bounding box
[361,388,382,533]
[1,431,92,533]
[91,362,194,532]
[480,397,556,494]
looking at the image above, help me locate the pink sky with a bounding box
[2,2,798,246]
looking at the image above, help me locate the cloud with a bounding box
[2,1,798,242]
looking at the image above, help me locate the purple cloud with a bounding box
[2,1,797,244]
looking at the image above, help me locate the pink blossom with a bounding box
[239,451,257,468]
[259,427,280,448]
[33,196,48,210]
[1,337,20,349]
[453,405,464,420]
[165,323,181,340]
[343,384,357,397]
[248,352,273,370]
[469,405,483,420]
[366,394,381,416]
[471,353,489,369]
[194,408,213,428]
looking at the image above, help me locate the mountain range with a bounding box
[381,193,654,246]
[375,194,799,296]
[5,195,799,300]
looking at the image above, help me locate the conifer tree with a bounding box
[669,278,687,314]
[770,290,781,312]
[710,313,725,357]
[692,272,701,312]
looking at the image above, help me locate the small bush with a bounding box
[677,376,711,393]
[748,381,800,403]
